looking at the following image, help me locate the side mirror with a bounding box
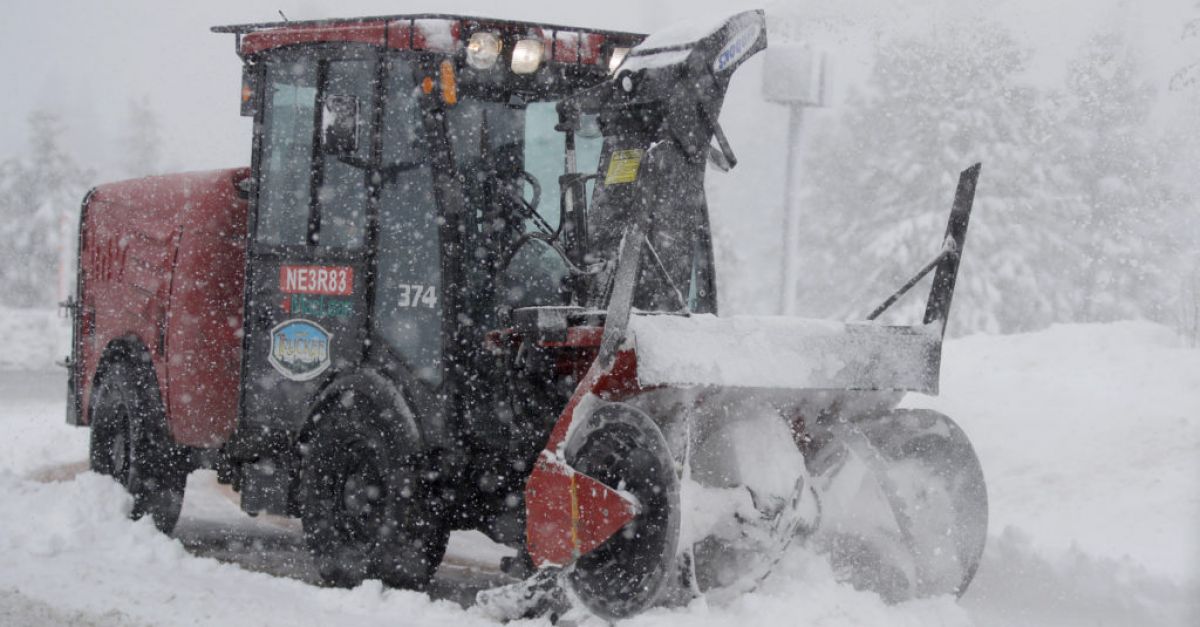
[321,95,360,155]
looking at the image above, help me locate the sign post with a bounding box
[762,44,829,314]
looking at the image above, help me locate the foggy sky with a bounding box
[0,0,1192,181]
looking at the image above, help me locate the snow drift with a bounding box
[0,314,1196,625]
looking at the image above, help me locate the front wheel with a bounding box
[89,355,189,534]
[297,393,448,589]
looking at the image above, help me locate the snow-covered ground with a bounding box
[0,314,1196,626]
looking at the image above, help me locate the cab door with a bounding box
[240,48,378,434]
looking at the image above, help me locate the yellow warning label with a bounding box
[604,149,644,185]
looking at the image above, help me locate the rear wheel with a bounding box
[89,354,189,534]
[298,394,448,589]
[563,403,680,620]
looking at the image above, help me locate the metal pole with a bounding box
[779,104,804,315]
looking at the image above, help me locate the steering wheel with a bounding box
[510,170,552,236]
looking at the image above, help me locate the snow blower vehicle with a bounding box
[65,8,986,620]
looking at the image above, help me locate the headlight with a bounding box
[511,39,545,75]
[466,32,502,70]
[608,47,630,74]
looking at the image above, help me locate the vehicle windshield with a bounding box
[445,99,603,317]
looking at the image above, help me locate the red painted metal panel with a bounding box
[538,325,604,349]
[164,169,249,446]
[525,456,576,564]
[241,22,388,56]
[552,31,580,64]
[79,169,248,449]
[525,455,637,566]
[387,19,462,52]
[525,348,643,567]
[384,22,413,50]
[580,34,605,65]
[80,178,180,431]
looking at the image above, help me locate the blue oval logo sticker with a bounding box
[268,319,332,381]
[713,21,761,73]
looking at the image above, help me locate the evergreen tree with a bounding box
[1164,4,1200,342]
[0,110,91,307]
[1057,29,1177,323]
[797,22,1082,334]
[1170,3,1200,91]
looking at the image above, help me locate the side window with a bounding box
[314,58,373,248]
[257,59,318,246]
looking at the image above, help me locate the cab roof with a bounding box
[212,13,645,67]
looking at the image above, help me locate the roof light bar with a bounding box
[466,31,502,69]
[511,39,545,74]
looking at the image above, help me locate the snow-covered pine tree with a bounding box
[1056,29,1178,324]
[1160,4,1200,343]
[1170,2,1200,91]
[796,22,1082,334]
[0,111,91,307]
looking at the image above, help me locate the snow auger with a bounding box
[484,10,987,619]
[68,8,984,620]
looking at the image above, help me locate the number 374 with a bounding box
[396,284,437,308]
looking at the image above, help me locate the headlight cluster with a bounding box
[466,32,502,70]
[466,31,632,76]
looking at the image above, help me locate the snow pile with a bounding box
[0,371,87,477]
[625,546,971,627]
[0,321,1196,625]
[629,313,939,391]
[966,528,1196,627]
[906,321,1200,585]
[0,306,69,371]
[0,471,497,627]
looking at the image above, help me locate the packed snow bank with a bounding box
[0,370,88,477]
[0,321,1196,625]
[964,527,1196,627]
[0,472,498,627]
[905,321,1200,586]
[629,313,939,391]
[0,306,69,371]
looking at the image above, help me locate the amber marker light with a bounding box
[439,60,458,105]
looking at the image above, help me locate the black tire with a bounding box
[89,353,189,534]
[297,392,449,590]
[563,403,680,620]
